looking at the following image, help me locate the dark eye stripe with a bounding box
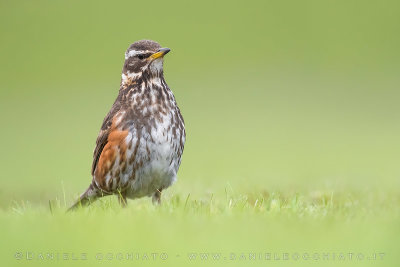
[137,53,152,60]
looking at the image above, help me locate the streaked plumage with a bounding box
[69,40,185,209]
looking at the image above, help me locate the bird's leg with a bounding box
[152,188,162,205]
[118,193,127,208]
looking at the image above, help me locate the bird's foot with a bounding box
[152,189,162,205]
[118,194,127,207]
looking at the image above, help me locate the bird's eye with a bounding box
[137,53,152,60]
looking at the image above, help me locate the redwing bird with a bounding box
[69,40,185,210]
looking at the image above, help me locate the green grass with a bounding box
[2,187,399,266]
[10,186,400,220]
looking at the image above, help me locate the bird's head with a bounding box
[122,40,170,82]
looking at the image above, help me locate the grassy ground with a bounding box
[3,187,400,267]
[1,1,400,266]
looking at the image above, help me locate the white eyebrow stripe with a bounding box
[125,50,153,59]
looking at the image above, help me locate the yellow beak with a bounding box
[150,48,171,60]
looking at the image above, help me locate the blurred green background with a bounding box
[1,0,399,266]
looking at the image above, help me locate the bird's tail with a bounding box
[67,183,99,211]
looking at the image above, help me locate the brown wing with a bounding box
[91,100,122,176]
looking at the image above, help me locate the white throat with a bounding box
[149,58,164,73]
